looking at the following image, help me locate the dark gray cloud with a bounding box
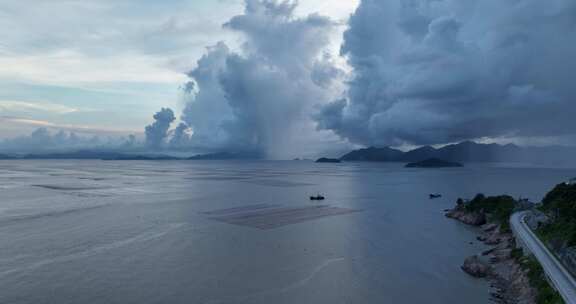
[316,0,576,147]
[145,108,176,149]
[169,122,191,148]
[180,0,343,158]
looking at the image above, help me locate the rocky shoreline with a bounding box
[445,207,537,304]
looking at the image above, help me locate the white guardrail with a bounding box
[511,211,576,304]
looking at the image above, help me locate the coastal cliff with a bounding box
[445,194,559,304]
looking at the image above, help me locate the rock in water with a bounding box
[481,223,499,232]
[445,209,487,226]
[462,255,492,278]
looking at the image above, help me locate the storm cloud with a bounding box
[169,122,192,148]
[145,108,176,149]
[180,0,344,158]
[316,0,576,147]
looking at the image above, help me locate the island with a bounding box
[315,157,341,163]
[405,158,463,168]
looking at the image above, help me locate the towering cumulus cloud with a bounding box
[316,0,576,147]
[145,108,176,149]
[169,123,192,148]
[181,0,342,158]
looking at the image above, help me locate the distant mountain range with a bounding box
[340,141,576,164]
[0,150,261,161]
[0,154,16,160]
[0,141,575,164]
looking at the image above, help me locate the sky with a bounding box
[1,0,576,158]
[0,0,357,139]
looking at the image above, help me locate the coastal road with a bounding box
[510,211,576,304]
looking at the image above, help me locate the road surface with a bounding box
[511,211,576,304]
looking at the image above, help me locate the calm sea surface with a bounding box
[0,160,574,304]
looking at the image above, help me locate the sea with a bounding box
[0,160,574,304]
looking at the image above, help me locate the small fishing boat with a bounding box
[310,194,325,201]
[429,194,442,199]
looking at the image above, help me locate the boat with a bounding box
[429,194,442,199]
[310,195,325,201]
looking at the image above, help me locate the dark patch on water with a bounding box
[202,204,362,229]
[201,204,278,216]
[184,176,250,181]
[240,179,315,187]
[0,205,110,227]
[77,177,109,181]
[33,185,108,191]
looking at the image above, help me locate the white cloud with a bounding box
[0,116,141,136]
[0,100,80,114]
[0,0,243,90]
[0,50,187,86]
[0,0,358,87]
[179,1,349,158]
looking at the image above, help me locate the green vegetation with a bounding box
[455,183,574,304]
[524,181,576,304]
[461,194,516,231]
[512,249,564,304]
[538,182,576,247]
[511,247,524,260]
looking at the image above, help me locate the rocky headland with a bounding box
[445,196,537,304]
